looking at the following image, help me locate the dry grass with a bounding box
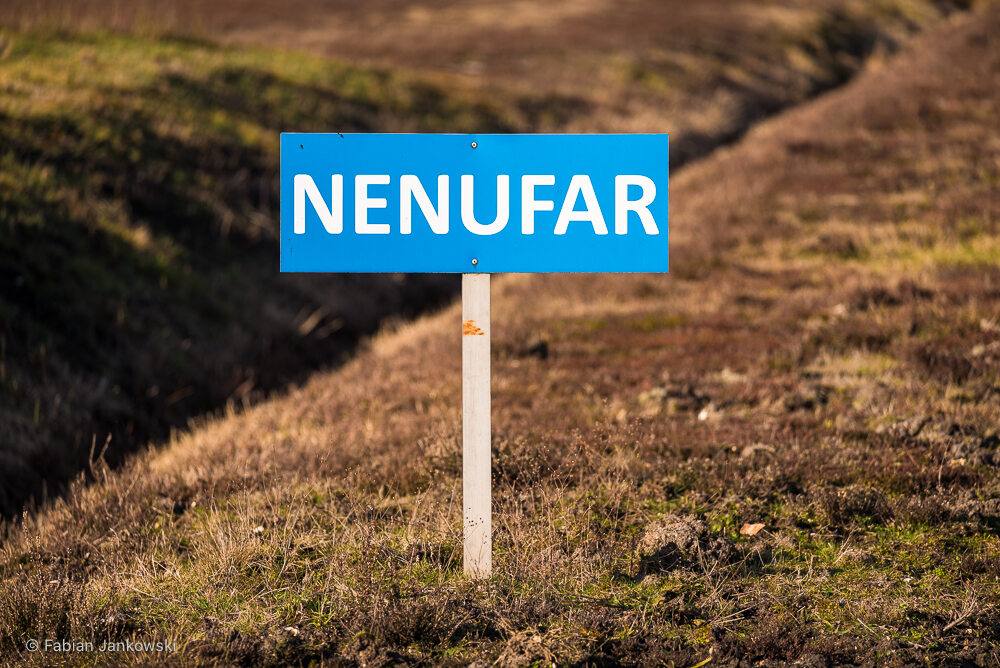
[0,31,510,518]
[0,0,976,161]
[3,2,1000,665]
[0,1,970,520]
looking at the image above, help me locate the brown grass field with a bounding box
[0,0,977,162]
[0,0,969,521]
[2,0,1000,665]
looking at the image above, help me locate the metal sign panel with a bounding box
[280,133,668,273]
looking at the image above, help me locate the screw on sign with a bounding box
[281,133,668,576]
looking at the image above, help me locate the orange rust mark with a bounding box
[463,319,485,336]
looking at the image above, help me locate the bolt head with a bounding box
[471,141,478,149]
[471,258,478,266]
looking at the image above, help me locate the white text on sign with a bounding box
[294,174,660,236]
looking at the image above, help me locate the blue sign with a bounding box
[280,134,668,273]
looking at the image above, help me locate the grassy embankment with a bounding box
[0,31,514,517]
[0,0,974,520]
[0,0,981,163]
[2,1,999,665]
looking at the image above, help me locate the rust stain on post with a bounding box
[463,319,485,336]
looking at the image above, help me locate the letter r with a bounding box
[615,175,658,235]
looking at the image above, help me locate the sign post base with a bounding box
[462,273,491,578]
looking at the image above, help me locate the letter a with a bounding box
[554,175,608,235]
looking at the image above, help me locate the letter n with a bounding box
[294,174,343,234]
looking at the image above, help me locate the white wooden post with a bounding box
[462,272,491,577]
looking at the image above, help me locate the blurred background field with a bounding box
[1,1,999,665]
[1,0,976,160]
[0,0,973,518]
